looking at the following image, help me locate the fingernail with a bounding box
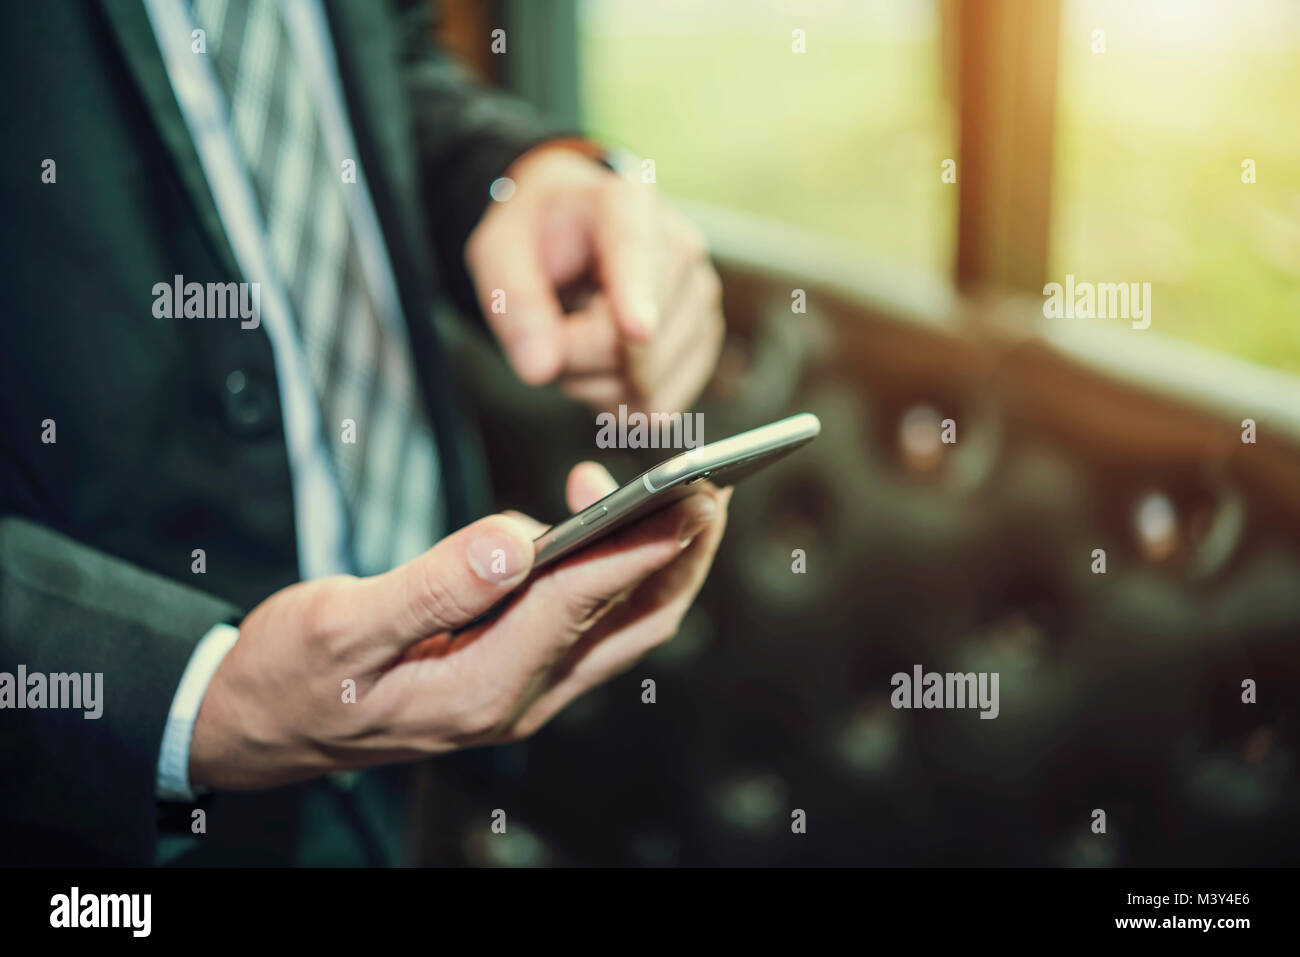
[468,532,531,586]
[630,296,659,338]
[677,495,717,547]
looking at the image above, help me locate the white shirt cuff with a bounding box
[156,621,240,801]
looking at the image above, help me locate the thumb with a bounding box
[365,513,537,647]
[468,223,566,385]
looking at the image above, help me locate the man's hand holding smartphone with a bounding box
[189,140,753,793]
[187,462,728,791]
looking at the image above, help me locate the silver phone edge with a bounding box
[643,412,821,491]
[531,412,821,568]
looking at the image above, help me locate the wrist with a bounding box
[187,642,299,791]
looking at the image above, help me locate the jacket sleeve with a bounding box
[0,516,240,865]
[395,0,578,320]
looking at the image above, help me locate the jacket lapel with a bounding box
[98,0,242,280]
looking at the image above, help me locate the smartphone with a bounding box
[532,412,821,570]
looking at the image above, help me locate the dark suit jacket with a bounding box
[0,0,562,865]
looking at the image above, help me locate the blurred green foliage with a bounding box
[579,0,954,275]
[1053,0,1300,372]
[579,0,1299,373]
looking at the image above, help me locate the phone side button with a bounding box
[579,506,608,526]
